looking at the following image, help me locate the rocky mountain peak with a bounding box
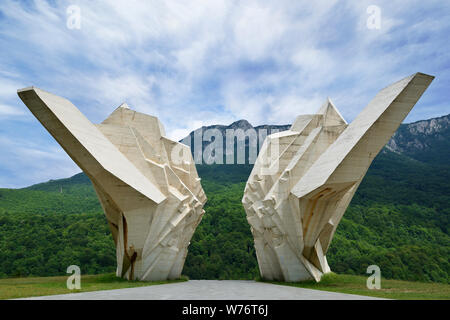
[385,113,449,165]
[228,119,254,131]
[406,114,449,135]
[181,113,449,166]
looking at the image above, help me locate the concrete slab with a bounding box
[17,280,385,300]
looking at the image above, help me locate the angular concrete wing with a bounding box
[242,72,434,282]
[18,87,206,281]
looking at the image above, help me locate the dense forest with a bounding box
[0,148,448,283]
[0,114,449,283]
[185,151,449,283]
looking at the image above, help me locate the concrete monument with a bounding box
[18,87,206,281]
[242,72,434,282]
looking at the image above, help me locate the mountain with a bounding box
[386,114,450,166]
[181,114,450,166]
[180,120,290,164]
[182,119,291,141]
[0,114,449,283]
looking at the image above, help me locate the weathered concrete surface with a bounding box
[243,72,434,282]
[17,87,206,281]
[18,280,384,300]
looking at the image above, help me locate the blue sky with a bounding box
[0,0,449,188]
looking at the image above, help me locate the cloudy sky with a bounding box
[0,0,449,188]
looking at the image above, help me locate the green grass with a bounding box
[0,273,188,300]
[1,272,449,300]
[262,273,450,300]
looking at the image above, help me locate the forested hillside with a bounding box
[185,150,449,283]
[0,115,448,283]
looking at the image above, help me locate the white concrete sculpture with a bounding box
[18,87,206,281]
[242,72,434,282]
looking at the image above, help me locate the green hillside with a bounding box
[186,150,449,283]
[0,149,448,283]
[0,113,449,284]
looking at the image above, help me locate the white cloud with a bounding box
[0,0,448,187]
[0,136,79,188]
[232,2,287,61]
[0,104,25,116]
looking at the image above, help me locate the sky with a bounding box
[0,0,449,188]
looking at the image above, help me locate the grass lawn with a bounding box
[263,273,450,300]
[2,272,448,300]
[0,273,187,300]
